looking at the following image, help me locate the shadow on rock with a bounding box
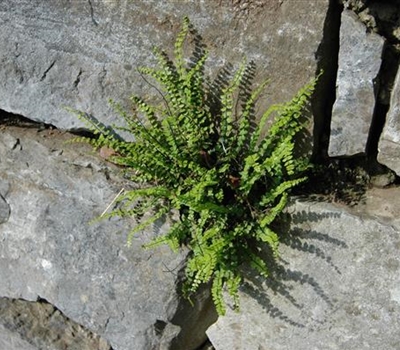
[240,207,348,329]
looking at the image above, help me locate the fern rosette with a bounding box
[71,17,317,315]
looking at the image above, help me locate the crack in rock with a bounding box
[73,68,83,90]
[0,194,10,224]
[98,64,107,97]
[40,60,56,82]
[88,0,98,26]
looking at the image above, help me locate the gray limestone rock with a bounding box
[0,127,214,350]
[378,66,400,176]
[329,10,384,157]
[342,0,400,42]
[207,199,400,350]
[0,0,329,131]
[0,324,39,350]
[0,193,10,225]
[0,297,112,350]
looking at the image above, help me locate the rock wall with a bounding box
[329,0,400,174]
[328,9,384,157]
[0,0,329,130]
[378,69,400,175]
[207,195,400,350]
[0,123,216,350]
[0,297,112,350]
[0,1,400,350]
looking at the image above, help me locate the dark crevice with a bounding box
[341,1,400,159]
[154,319,167,337]
[0,109,107,143]
[73,68,83,89]
[339,1,400,180]
[311,0,343,162]
[169,266,218,350]
[344,1,400,44]
[195,338,215,350]
[0,109,56,130]
[366,44,400,159]
[305,0,400,200]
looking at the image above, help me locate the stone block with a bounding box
[329,10,384,156]
[207,199,400,350]
[378,65,400,175]
[0,0,329,131]
[0,127,214,350]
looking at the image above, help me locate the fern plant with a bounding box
[71,17,317,316]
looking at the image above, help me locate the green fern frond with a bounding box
[256,226,279,256]
[126,206,170,247]
[226,273,241,311]
[174,16,190,76]
[144,220,186,252]
[218,59,247,154]
[235,77,270,156]
[247,249,270,277]
[259,192,288,229]
[211,270,226,315]
[69,16,319,316]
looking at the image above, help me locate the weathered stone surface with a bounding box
[0,0,329,131]
[329,10,384,156]
[342,0,400,43]
[207,199,400,350]
[0,126,214,350]
[0,324,38,350]
[378,66,400,176]
[0,138,12,225]
[0,297,112,350]
[0,194,10,225]
[355,187,400,226]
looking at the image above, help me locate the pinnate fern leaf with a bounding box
[70,17,319,316]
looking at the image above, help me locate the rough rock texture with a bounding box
[339,1,400,174]
[0,126,215,350]
[378,68,400,176]
[207,198,400,350]
[0,324,38,350]
[342,0,400,43]
[356,187,400,225]
[0,193,9,224]
[2,1,400,349]
[0,297,111,350]
[0,0,329,130]
[328,10,384,157]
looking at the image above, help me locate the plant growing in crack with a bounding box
[70,16,317,315]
